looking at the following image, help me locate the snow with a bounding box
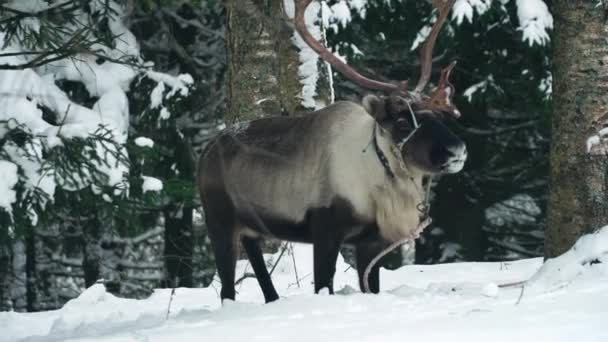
[453,0,493,25]
[145,71,193,120]
[412,0,552,62]
[142,176,163,193]
[451,0,552,46]
[3,229,608,342]
[486,194,541,226]
[0,0,194,222]
[330,1,352,29]
[410,25,432,51]
[285,0,368,108]
[439,241,463,262]
[463,74,501,101]
[159,107,172,120]
[0,160,18,214]
[150,82,167,109]
[539,72,553,100]
[527,226,608,293]
[135,137,155,148]
[146,71,193,99]
[285,0,324,109]
[3,139,56,218]
[587,127,608,154]
[0,0,138,210]
[515,0,553,46]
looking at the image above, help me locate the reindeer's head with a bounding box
[363,93,466,174]
[294,0,467,175]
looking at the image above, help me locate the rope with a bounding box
[363,217,432,293]
[405,98,419,130]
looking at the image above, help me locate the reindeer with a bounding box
[198,0,466,303]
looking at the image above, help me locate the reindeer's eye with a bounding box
[395,118,410,131]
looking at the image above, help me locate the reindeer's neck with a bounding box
[375,124,425,185]
[374,126,427,241]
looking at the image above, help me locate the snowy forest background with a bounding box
[0,0,554,312]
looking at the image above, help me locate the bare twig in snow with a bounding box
[289,243,300,288]
[166,285,176,320]
[269,242,289,276]
[516,285,525,305]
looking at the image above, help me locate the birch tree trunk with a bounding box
[546,1,608,258]
[226,0,300,121]
[225,0,331,122]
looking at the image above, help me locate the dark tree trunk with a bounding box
[25,234,37,311]
[546,1,608,258]
[81,213,101,287]
[0,244,11,311]
[162,132,196,288]
[163,205,194,288]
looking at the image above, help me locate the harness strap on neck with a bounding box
[371,100,420,180]
[372,123,395,179]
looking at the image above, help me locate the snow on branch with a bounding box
[285,0,368,109]
[586,127,608,154]
[452,0,493,25]
[451,0,553,46]
[0,160,18,214]
[285,0,324,109]
[515,0,553,46]
[0,0,193,230]
[463,74,503,102]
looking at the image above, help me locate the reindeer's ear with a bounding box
[362,94,388,121]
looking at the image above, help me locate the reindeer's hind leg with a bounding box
[311,199,354,294]
[241,237,279,303]
[203,190,238,302]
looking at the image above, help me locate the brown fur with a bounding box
[199,100,425,241]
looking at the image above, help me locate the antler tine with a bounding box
[294,0,406,94]
[416,61,461,118]
[413,0,457,94]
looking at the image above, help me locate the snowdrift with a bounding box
[2,227,608,342]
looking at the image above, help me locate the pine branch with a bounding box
[0,27,90,70]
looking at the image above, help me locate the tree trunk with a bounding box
[226,0,300,121]
[162,132,196,288]
[0,244,11,311]
[81,211,101,288]
[163,205,194,288]
[10,241,26,311]
[546,1,608,258]
[25,234,37,311]
[225,0,331,122]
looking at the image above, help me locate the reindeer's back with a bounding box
[197,101,371,225]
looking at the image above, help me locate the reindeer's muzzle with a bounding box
[438,143,467,173]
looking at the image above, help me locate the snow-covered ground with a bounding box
[3,227,608,342]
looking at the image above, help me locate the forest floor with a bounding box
[3,228,608,342]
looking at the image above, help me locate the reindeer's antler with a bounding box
[414,0,456,94]
[293,0,460,118]
[294,0,408,95]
